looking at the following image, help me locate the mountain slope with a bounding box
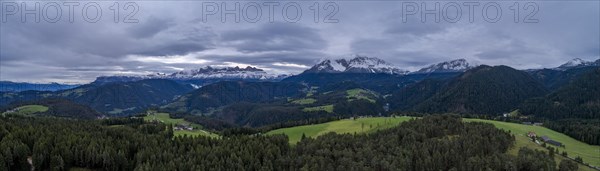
[163,81,306,114]
[64,79,194,115]
[521,67,600,119]
[412,65,548,115]
[387,78,451,111]
[527,66,599,90]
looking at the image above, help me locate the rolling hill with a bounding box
[1,99,101,119]
[267,116,600,168]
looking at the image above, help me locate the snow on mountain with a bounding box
[93,66,288,84]
[556,58,596,70]
[412,59,475,74]
[168,66,281,80]
[303,56,408,74]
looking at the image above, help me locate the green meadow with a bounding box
[464,119,600,167]
[2,105,48,116]
[143,113,218,138]
[266,117,415,144]
[302,104,334,113]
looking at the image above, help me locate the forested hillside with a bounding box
[412,65,548,115]
[1,99,101,119]
[527,66,599,90]
[163,81,306,114]
[0,115,575,171]
[521,67,600,119]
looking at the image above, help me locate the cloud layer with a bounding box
[1,1,598,83]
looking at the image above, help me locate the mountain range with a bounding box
[1,56,599,119]
[92,66,288,85]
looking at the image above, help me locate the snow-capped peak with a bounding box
[413,59,475,74]
[303,55,408,74]
[556,58,594,70]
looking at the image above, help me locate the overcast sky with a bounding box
[1,1,599,83]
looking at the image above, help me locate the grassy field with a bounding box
[302,104,334,113]
[346,89,377,103]
[2,105,49,116]
[291,98,316,105]
[465,119,600,168]
[266,117,415,144]
[143,113,218,138]
[267,117,598,170]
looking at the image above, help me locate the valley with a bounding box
[1,57,599,171]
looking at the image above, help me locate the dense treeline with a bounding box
[1,115,571,171]
[545,119,600,145]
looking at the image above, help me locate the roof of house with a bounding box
[547,140,562,146]
[541,136,550,141]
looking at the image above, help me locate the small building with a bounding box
[533,122,543,126]
[546,140,563,146]
[522,122,532,125]
[541,136,550,142]
[540,136,563,147]
[174,124,193,131]
[527,131,537,138]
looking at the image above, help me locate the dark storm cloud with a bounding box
[220,22,326,53]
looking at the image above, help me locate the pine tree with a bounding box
[0,153,7,171]
[50,155,64,171]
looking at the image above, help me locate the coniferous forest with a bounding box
[0,115,579,171]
